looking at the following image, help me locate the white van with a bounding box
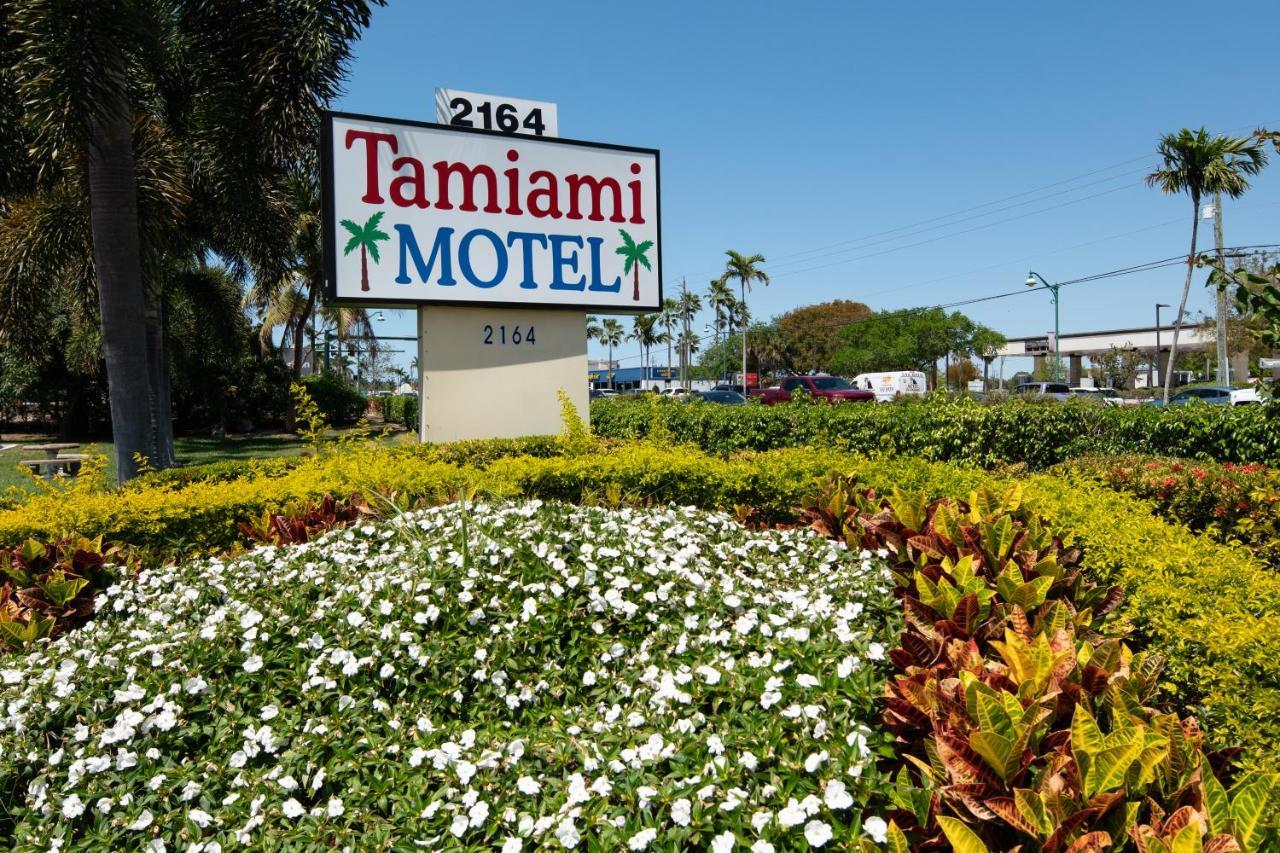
[851,371,927,402]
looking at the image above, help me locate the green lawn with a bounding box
[0,427,410,494]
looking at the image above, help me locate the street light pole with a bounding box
[1025,271,1062,382]
[1155,303,1170,389]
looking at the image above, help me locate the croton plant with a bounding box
[803,478,1279,853]
[0,536,121,651]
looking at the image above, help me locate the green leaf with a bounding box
[38,572,89,607]
[1014,788,1052,836]
[1200,768,1232,838]
[1009,575,1054,610]
[970,730,1017,780]
[1072,703,1105,757]
[938,816,990,853]
[885,821,910,853]
[1230,774,1277,852]
[1168,822,1203,853]
[1086,726,1145,797]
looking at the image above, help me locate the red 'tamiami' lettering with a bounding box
[344,130,398,204]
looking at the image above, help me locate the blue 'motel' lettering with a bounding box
[393,225,627,294]
[457,229,507,288]
[396,224,456,286]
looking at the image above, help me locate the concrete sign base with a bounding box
[418,306,587,444]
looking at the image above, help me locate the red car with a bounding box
[749,375,875,405]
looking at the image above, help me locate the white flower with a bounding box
[243,655,263,673]
[327,797,344,817]
[671,798,692,827]
[61,795,85,819]
[260,705,279,721]
[501,840,522,853]
[449,814,469,837]
[628,828,657,850]
[127,810,154,831]
[750,843,775,853]
[778,798,807,827]
[863,816,889,844]
[824,779,853,811]
[555,817,580,848]
[582,670,597,686]
[710,831,736,853]
[739,751,758,771]
[750,810,772,832]
[456,760,476,784]
[804,751,828,772]
[796,673,820,687]
[181,781,202,801]
[346,611,366,627]
[468,801,489,828]
[867,642,885,661]
[282,798,305,819]
[189,809,213,828]
[805,820,832,847]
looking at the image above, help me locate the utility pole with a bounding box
[679,277,689,390]
[1212,192,1229,385]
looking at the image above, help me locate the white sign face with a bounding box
[323,112,661,311]
[434,89,558,138]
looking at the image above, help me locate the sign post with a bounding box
[321,108,661,443]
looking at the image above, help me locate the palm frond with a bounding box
[340,218,362,238]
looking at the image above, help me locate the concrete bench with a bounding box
[20,454,88,478]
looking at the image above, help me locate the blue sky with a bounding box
[334,0,1280,373]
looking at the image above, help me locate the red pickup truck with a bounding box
[750,375,876,405]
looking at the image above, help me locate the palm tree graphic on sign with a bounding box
[615,228,654,301]
[340,212,390,292]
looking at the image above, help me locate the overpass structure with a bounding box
[996,323,1231,386]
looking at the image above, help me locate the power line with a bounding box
[601,246,1280,368]
[763,166,1151,271]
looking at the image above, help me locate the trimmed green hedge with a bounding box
[0,439,1276,768]
[590,396,1280,467]
[379,392,419,430]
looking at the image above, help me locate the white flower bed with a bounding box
[1,502,898,851]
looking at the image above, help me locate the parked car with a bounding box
[850,371,928,402]
[685,390,747,405]
[711,384,742,393]
[749,375,875,405]
[1069,387,1126,406]
[1146,386,1261,407]
[659,387,693,397]
[1014,382,1072,402]
[589,388,619,400]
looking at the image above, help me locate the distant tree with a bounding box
[599,318,625,389]
[969,325,1008,391]
[658,298,680,384]
[828,307,972,389]
[947,357,979,389]
[678,289,702,388]
[706,278,736,381]
[775,299,872,373]
[1092,346,1142,390]
[629,313,661,384]
[719,251,769,395]
[1146,128,1267,403]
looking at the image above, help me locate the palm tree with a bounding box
[4,1,380,480]
[341,212,390,292]
[599,318,625,389]
[719,251,769,395]
[678,288,702,389]
[659,298,680,386]
[707,278,735,382]
[615,229,654,301]
[630,313,661,386]
[1146,128,1267,403]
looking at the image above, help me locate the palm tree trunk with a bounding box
[633,266,639,301]
[740,281,748,396]
[608,341,614,389]
[1164,198,1201,404]
[666,333,672,388]
[144,297,176,469]
[361,247,369,291]
[87,59,152,484]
